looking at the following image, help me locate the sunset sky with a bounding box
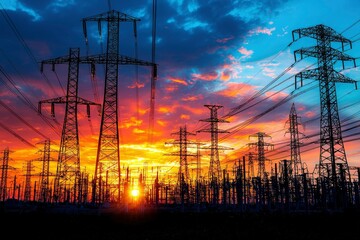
[0,0,359,183]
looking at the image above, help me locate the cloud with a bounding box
[216,82,256,98]
[0,0,41,21]
[192,71,218,81]
[238,46,254,58]
[248,26,276,36]
[167,77,188,85]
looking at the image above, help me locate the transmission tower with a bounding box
[82,10,157,203]
[0,148,10,201]
[23,161,34,202]
[39,48,100,203]
[166,125,196,204]
[166,126,196,182]
[246,152,255,178]
[35,139,55,203]
[198,105,231,183]
[293,24,357,186]
[286,103,304,177]
[248,132,273,181]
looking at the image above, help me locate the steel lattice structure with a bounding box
[82,10,157,203]
[248,132,273,181]
[39,48,99,203]
[38,139,52,203]
[23,161,33,202]
[287,103,304,177]
[293,24,357,186]
[0,148,10,201]
[198,105,230,183]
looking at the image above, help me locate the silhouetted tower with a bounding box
[286,103,304,177]
[293,24,357,185]
[37,139,53,203]
[39,48,99,203]
[166,126,196,203]
[246,152,255,178]
[82,10,156,203]
[23,161,33,202]
[248,132,273,180]
[167,126,196,182]
[198,105,230,183]
[0,148,10,201]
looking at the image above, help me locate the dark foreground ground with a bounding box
[1,207,360,239]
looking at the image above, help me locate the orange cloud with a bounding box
[217,82,256,98]
[128,82,145,89]
[158,106,173,114]
[220,70,231,81]
[167,77,188,86]
[165,85,178,92]
[192,72,218,81]
[181,95,203,101]
[180,114,190,120]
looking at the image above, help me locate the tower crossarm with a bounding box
[294,46,356,64]
[292,24,352,48]
[82,10,140,22]
[79,53,156,67]
[295,68,357,89]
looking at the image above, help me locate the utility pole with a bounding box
[82,10,157,203]
[39,48,99,203]
[293,25,357,200]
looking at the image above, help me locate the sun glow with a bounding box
[131,189,139,197]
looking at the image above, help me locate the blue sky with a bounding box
[0,0,359,173]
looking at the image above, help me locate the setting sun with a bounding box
[131,189,139,198]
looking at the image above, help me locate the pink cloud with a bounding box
[248,27,276,36]
[238,47,253,57]
[216,36,234,43]
[192,71,218,81]
[217,82,256,98]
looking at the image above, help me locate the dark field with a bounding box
[1,208,360,239]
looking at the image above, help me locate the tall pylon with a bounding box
[198,105,231,204]
[286,103,304,177]
[82,10,157,203]
[36,139,55,203]
[0,148,10,201]
[293,24,357,187]
[166,125,196,183]
[39,48,100,203]
[248,132,273,181]
[23,160,33,202]
[198,105,230,183]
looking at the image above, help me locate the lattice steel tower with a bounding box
[0,148,10,201]
[198,105,230,183]
[293,24,357,185]
[39,48,99,203]
[286,103,304,177]
[248,132,273,181]
[23,161,33,202]
[166,125,196,183]
[37,139,53,203]
[82,10,156,203]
